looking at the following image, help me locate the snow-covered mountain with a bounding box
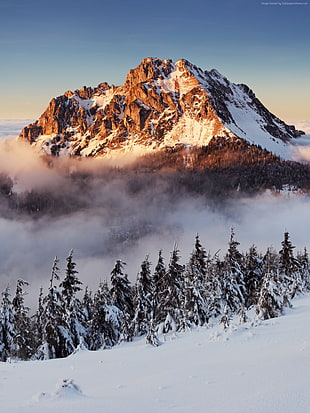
[19,58,304,159]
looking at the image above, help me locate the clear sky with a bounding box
[0,0,309,121]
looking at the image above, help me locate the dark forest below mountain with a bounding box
[1,138,310,219]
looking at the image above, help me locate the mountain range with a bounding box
[19,58,304,159]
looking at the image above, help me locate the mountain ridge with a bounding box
[19,57,304,159]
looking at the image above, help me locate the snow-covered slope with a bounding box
[1,293,310,413]
[19,58,304,160]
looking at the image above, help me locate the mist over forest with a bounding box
[1,122,310,307]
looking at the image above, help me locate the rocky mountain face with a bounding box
[19,58,304,159]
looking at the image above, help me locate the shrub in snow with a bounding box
[145,320,161,347]
[54,378,84,398]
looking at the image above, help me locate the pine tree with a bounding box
[11,279,34,360]
[110,260,134,342]
[297,248,310,291]
[205,257,224,321]
[256,270,284,320]
[82,286,93,327]
[60,250,82,308]
[59,250,88,349]
[153,250,166,326]
[133,255,154,336]
[156,245,185,333]
[183,235,208,327]
[36,256,74,359]
[0,286,16,361]
[32,286,45,353]
[279,232,301,299]
[89,280,122,349]
[244,245,264,308]
[222,229,246,313]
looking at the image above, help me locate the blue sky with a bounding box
[0,0,309,120]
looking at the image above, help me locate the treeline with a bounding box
[133,137,310,193]
[1,230,309,361]
[1,137,310,218]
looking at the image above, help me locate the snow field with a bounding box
[1,293,310,413]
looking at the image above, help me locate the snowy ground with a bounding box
[1,294,310,413]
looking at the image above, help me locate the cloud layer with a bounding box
[0,123,310,309]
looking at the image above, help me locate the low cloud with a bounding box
[0,124,310,309]
[289,134,310,162]
[0,119,35,141]
[290,120,310,134]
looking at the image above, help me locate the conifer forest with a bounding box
[1,229,309,362]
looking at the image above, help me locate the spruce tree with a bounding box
[110,260,134,342]
[297,248,310,291]
[11,279,34,360]
[133,255,153,336]
[279,232,301,299]
[153,250,166,326]
[256,270,284,320]
[0,286,16,361]
[60,250,82,308]
[156,245,184,333]
[222,229,246,313]
[60,250,87,349]
[244,245,264,308]
[205,257,223,321]
[82,286,93,327]
[183,235,208,327]
[89,280,122,349]
[32,286,45,353]
[36,256,75,359]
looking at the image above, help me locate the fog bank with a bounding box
[0,124,310,308]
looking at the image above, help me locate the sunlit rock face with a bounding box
[19,57,304,159]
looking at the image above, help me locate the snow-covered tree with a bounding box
[238,304,247,324]
[145,319,160,347]
[221,229,246,313]
[256,270,284,320]
[59,250,88,349]
[11,279,34,360]
[205,257,223,321]
[220,304,230,330]
[110,260,134,342]
[153,250,166,325]
[244,244,264,308]
[182,235,208,327]
[32,286,45,352]
[89,280,122,349]
[279,232,301,298]
[133,255,154,336]
[297,248,310,291]
[156,245,185,333]
[35,257,75,359]
[0,286,16,361]
[82,286,93,326]
[110,260,133,315]
[60,250,82,307]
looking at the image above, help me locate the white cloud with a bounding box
[288,120,310,134]
[0,119,35,140]
[0,120,310,311]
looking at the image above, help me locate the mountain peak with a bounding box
[19,58,304,159]
[124,57,175,88]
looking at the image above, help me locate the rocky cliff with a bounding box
[19,57,304,159]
